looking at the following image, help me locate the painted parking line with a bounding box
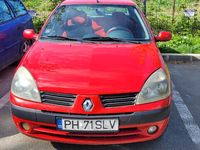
[173,83,200,145]
[0,92,9,109]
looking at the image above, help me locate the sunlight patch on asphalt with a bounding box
[173,83,200,145]
[0,133,52,150]
[0,92,9,109]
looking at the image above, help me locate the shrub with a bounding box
[24,0,62,32]
[158,35,200,53]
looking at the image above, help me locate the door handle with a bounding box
[17,26,22,30]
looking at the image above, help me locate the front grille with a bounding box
[31,124,151,145]
[40,92,76,106]
[100,93,138,107]
[40,91,137,108]
[34,125,141,138]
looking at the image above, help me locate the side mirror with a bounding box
[23,29,38,40]
[28,10,37,17]
[155,31,172,42]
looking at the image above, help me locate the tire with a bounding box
[13,40,32,66]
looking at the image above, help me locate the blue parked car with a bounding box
[0,0,34,71]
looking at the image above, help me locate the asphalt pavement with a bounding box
[0,62,200,150]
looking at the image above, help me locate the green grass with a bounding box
[158,35,200,54]
[141,0,200,53]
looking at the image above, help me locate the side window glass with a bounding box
[9,0,27,17]
[0,1,13,24]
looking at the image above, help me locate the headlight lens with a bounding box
[11,66,41,102]
[136,68,171,104]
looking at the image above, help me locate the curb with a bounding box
[162,53,200,62]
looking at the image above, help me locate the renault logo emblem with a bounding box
[83,99,93,112]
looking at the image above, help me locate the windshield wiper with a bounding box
[82,37,126,42]
[41,36,144,44]
[82,37,143,43]
[40,36,81,41]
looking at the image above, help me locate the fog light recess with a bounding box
[148,126,158,134]
[22,122,31,131]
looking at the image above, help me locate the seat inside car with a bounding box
[93,12,135,33]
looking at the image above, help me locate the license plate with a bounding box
[57,118,119,132]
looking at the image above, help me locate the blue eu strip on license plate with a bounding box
[56,118,119,132]
[57,118,63,129]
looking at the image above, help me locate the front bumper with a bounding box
[11,104,170,145]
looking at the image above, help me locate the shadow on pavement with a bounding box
[0,103,19,139]
[51,138,163,150]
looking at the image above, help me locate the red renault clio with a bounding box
[10,0,172,145]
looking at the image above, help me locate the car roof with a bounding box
[61,0,136,6]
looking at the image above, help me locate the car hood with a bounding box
[23,41,162,95]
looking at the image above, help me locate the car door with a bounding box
[7,0,34,33]
[0,0,17,70]
[7,0,34,53]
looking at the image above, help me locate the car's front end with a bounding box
[10,0,172,145]
[10,42,172,145]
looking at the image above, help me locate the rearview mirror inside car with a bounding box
[28,10,37,17]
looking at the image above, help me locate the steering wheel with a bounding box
[107,26,131,34]
[106,26,134,39]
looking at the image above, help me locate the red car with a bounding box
[10,0,172,145]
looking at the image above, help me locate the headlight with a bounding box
[136,68,171,104]
[11,66,41,102]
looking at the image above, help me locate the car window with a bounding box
[8,0,27,17]
[75,6,129,16]
[0,1,13,24]
[41,5,151,42]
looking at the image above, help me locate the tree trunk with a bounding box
[172,0,176,22]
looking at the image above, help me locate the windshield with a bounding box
[41,5,151,42]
